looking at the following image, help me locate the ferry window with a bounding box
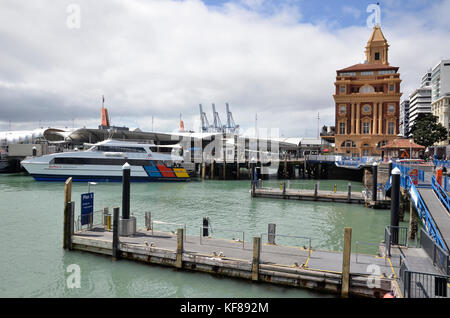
[97,146,146,153]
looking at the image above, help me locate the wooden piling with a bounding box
[252,237,261,281]
[112,207,120,260]
[176,228,184,269]
[145,212,151,231]
[341,227,352,298]
[268,224,276,245]
[210,161,214,180]
[347,183,351,202]
[201,162,206,180]
[236,163,240,180]
[63,201,74,250]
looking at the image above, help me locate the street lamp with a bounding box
[409,139,412,159]
[88,181,97,193]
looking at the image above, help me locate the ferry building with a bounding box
[333,26,402,157]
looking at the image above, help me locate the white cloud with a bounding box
[0,0,449,137]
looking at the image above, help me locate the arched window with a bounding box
[359,85,374,94]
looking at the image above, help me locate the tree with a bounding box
[409,113,448,148]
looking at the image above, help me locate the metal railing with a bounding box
[420,228,450,275]
[399,253,449,298]
[355,241,382,263]
[75,209,105,231]
[199,226,245,249]
[151,220,186,241]
[408,176,447,251]
[431,175,450,212]
[260,233,312,253]
[384,225,409,257]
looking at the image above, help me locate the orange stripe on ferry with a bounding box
[156,164,176,177]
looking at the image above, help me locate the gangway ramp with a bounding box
[418,188,450,251]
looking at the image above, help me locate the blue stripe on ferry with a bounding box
[143,165,162,178]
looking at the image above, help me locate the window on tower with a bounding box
[375,52,380,60]
[363,122,370,134]
[388,122,395,135]
[339,122,346,134]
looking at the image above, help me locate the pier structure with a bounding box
[62,166,450,298]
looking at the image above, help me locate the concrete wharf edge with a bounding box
[70,228,395,298]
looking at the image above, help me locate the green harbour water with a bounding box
[0,173,410,298]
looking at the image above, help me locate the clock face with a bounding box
[388,105,395,113]
[339,106,346,114]
[362,105,371,113]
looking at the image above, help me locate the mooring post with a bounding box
[63,177,72,250]
[268,224,276,245]
[347,183,351,201]
[122,163,131,220]
[210,160,215,180]
[372,162,378,203]
[201,162,206,180]
[251,236,261,281]
[112,207,120,260]
[176,228,184,269]
[391,167,401,245]
[251,158,256,196]
[145,212,151,231]
[64,201,74,250]
[341,227,352,298]
[202,217,209,237]
[314,182,318,197]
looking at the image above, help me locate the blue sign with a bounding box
[81,192,94,225]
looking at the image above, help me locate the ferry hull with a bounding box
[22,163,190,182]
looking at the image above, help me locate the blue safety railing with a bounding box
[433,160,450,168]
[431,176,450,213]
[408,176,447,252]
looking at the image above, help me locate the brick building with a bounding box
[333,26,402,157]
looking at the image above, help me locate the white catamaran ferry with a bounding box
[21,139,190,182]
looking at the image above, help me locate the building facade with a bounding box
[333,26,401,157]
[431,60,450,145]
[408,86,432,133]
[399,99,410,136]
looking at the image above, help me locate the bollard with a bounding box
[122,163,131,220]
[112,207,120,260]
[176,228,184,269]
[372,162,378,202]
[251,237,261,281]
[390,167,401,245]
[347,183,351,201]
[341,227,352,298]
[106,215,111,231]
[145,212,151,231]
[202,217,209,237]
[268,224,276,245]
[103,207,109,226]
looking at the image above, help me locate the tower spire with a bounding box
[365,25,389,65]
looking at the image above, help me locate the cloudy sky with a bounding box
[0,0,449,137]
